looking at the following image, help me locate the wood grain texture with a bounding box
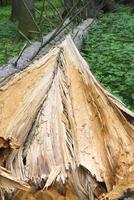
[0,36,134,200]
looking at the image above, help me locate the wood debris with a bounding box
[0,36,134,200]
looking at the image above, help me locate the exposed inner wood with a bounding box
[0,36,134,200]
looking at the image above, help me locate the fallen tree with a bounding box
[0,18,93,81]
[0,36,134,200]
[0,166,30,192]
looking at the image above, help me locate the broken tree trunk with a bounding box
[0,18,93,81]
[0,166,31,199]
[0,36,134,200]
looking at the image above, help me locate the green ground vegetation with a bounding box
[0,3,133,110]
[0,0,62,65]
[82,5,134,111]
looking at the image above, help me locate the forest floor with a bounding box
[0,3,133,111]
[0,0,62,65]
[82,5,134,111]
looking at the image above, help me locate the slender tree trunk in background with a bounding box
[62,0,97,19]
[11,0,19,20]
[0,0,3,6]
[62,0,115,19]
[62,0,98,19]
[18,0,38,38]
[0,0,8,6]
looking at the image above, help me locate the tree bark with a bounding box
[18,0,38,38]
[11,0,19,20]
[0,18,93,80]
[0,0,8,6]
[0,0,3,6]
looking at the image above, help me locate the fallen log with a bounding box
[0,18,93,81]
[0,36,134,200]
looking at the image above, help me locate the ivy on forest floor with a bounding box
[82,5,134,111]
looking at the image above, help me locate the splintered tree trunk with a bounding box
[0,166,30,191]
[18,0,38,38]
[0,37,134,200]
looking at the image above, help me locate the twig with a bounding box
[29,0,90,62]
[38,0,81,49]
[35,8,54,28]
[55,1,92,37]
[60,0,67,11]
[14,43,28,67]
[39,0,45,25]
[18,30,32,44]
[47,0,63,22]
[62,0,80,22]
[23,0,41,33]
[23,0,43,49]
[29,30,40,34]
[16,0,93,65]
